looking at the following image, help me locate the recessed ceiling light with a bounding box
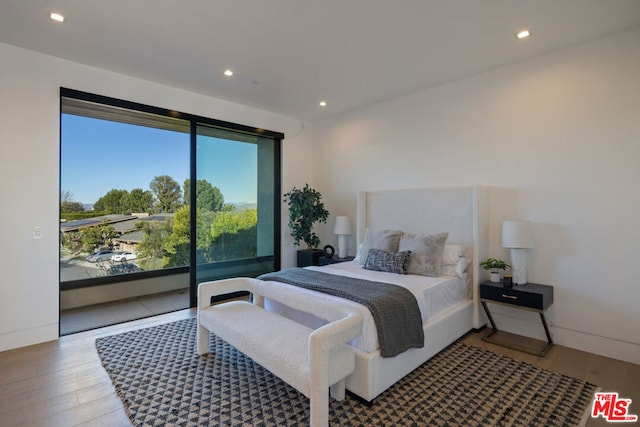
[516,29,531,40]
[49,12,65,23]
[319,101,327,107]
[223,69,234,77]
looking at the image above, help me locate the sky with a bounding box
[197,135,257,204]
[61,114,258,205]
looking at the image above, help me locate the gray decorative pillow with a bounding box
[363,249,411,274]
[398,232,449,277]
[356,228,403,265]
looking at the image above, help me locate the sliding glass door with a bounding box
[193,124,279,298]
[59,88,282,330]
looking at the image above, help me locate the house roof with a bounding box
[60,214,134,233]
[61,213,172,234]
[114,231,145,244]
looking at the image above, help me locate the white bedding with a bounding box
[262,261,469,353]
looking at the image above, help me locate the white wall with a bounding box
[3,27,639,364]
[0,42,313,351]
[312,28,640,364]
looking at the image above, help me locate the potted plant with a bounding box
[479,258,511,283]
[283,184,330,266]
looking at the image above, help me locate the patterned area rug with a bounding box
[96,318,596,426]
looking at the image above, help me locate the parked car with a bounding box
[86,250,114,262]
[111,251,137,262]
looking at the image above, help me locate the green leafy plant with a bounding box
[479,258,511,273]
[283,184,329,249]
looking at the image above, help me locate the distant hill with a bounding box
[229,202,257,212]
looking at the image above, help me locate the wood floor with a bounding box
[460,332,640,427]
[1,309,638,427]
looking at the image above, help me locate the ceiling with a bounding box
[1,1,640,122]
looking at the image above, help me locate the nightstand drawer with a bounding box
[480,282,553,311]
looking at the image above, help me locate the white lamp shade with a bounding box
[333,216,352,235]
[502,220,534,248]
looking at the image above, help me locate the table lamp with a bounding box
[333,216,352,259]
[502,220,534,285]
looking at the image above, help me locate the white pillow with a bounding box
[398,232,448,277]
[442,244,463,266]
[356,228,403,265]
[353,243,364,264]
[441,257,470,277]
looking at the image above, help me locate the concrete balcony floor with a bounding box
[60,288,190,335]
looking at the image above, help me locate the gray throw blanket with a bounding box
[258,268,424,357]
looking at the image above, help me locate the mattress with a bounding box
[263,261,469,353]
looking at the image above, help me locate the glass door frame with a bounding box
[188,121,282,307]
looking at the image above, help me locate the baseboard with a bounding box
[552,327,639,366]
[0,323,58,352]
[486,310,639,365]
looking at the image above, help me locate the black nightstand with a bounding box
[480,281,554,356]
[318,256,355,266]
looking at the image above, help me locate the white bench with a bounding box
[197,277,363,427]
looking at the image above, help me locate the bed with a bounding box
[262,186,489,402]
[264,262,470,354]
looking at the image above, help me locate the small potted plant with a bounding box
[479,258,511,283]
[283,184,330,266]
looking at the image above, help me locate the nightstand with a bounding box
[318,256,355,266]
[480,281,554,356]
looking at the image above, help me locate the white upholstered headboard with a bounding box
[356,186,488,328]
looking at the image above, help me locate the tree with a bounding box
[196,209,216,255]
[183,178,225,212]
[136,219,173,259]
[61,190,74,203]
[150,175,182,213]
[129,188,154,213]
[60,231,83,253]
[80,222,117,251]
[61,200,85,213]
[162,206,190,267]
[207,208,257,261]
[60,190,85,214]
[210,208,256,240]
[94,189,131,214]
[183,179,190,206]
[163,204,233,266]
